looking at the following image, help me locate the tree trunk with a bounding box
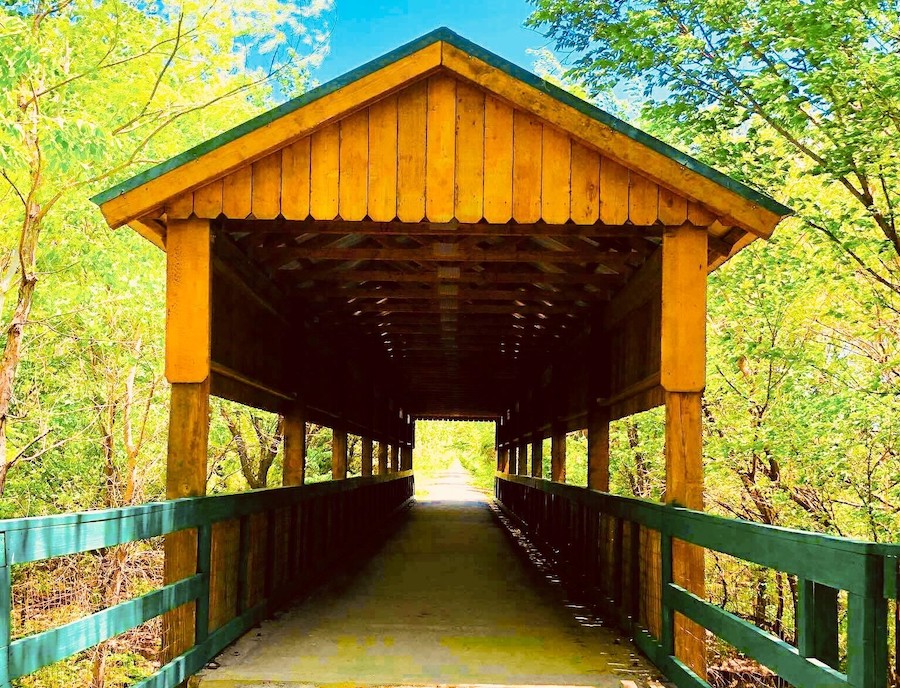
[0,205,41,497]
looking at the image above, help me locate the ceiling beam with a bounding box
[223,218,665,238]
[278,268,626,287]
[297,286,611,302]
[263,245,642,269]
[331,301,591,315]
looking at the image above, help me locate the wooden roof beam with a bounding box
[281,269,626,287]
[223,218,667,238]
[262,245,642,269]
[296,286,611,302]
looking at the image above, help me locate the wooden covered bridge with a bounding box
[2,27,897,688]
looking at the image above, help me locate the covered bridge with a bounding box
[3,27,895,688]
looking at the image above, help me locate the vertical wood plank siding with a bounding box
[165,76,708,230]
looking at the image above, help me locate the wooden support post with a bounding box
[377,441,389,475]
[390,443,399,472]
[163,218,211,665]
[399,444,410,471]
[531,436,542,478]
[518,442,528,476]
[361,437,373,477]
[283,403,306,486]
[551,423,566,483]
[661,222,708,677]
[509,445,518,475]
[587,405,611,491]
[332,428,348,480]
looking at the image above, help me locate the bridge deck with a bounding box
[194,467,655,687]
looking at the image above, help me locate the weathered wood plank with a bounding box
[426,74,457,222]
[339,109,369,221]
[483,97,513,224]
[629,172,658,226]
[687,201,716,227]
[166,191,194,219]
[193,180,223,219]
[454,81,485,223]
[310,123,340,220]
[570,142,600,225]
[512,111,542,223]
[397,80,428,223]
[222,166,252,219]
[251,151,282,220]
[281,137,311,221]
[368,95,399,222]
[599,157,629,225]
[541,125,571,225]
[658,186,688,226]
[208,518,240,632]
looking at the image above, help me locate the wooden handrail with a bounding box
[495,473,897,688]
[0,473,415,686]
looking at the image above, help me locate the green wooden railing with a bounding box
[0,471,414,687]
[496,473,899,688]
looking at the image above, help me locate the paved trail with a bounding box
[195,465,654,687]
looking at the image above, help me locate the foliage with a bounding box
[0,0,331,501]
[415,421,495,493]
[528,2,900,675]
[0,2,331,685]
[528,0,900,296]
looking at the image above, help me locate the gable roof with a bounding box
[92,27,791,237]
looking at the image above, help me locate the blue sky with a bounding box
[311,0,556,84]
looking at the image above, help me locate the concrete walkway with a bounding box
[195,465,654,687]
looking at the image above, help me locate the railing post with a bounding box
[361,437,373,477]
[0,534,9,688]
[237,516,251,613]
[332,428,348,480]
[377,441,389,475]
[660,527,675,662]
[551,422,566,483]
[530,436,542,478]
[797,579,839,669]
[587,404,610,491]
[629,522,642,626]
[283,403,306,486]
[195,523,212,645]
[847,554,888,688]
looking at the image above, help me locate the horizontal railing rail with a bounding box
[0,471,414,687]
[496,472,899,688]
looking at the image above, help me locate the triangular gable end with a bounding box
[93,28,790,253]
[162,73,713,232]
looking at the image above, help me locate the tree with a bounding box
[218,404,283,489]
[0,0,331,496]
[527,0,900,296]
